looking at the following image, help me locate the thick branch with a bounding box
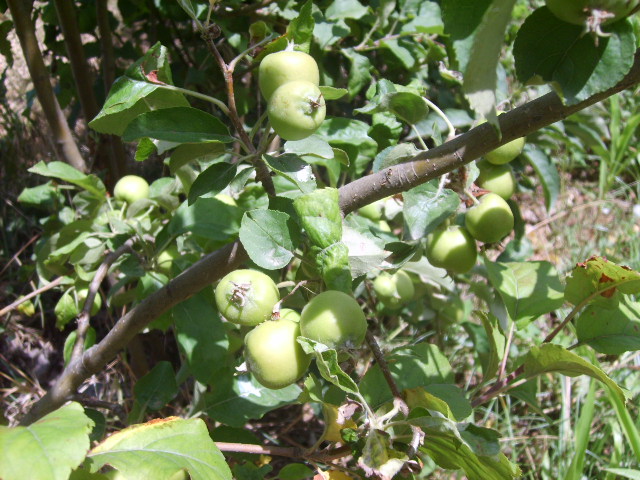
[20,242,248,424]
[339,49,640,214]
[21,48,640,425]
[7,0,87,173]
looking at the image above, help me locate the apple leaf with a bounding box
[88,417,232,480]
[263,154,317,194]
[29,161,106,198]
[174,293,229,384]
[188,161,237,206]
[521,144,560,213]
[122,107,233,143]
[359,343,454,408]
[0,402,94,480]
[576,299,640,355]
[484,260,565,325]
[168,142,227,174]
[403,180,460,240]
[204,373,301,427]
[293,188,342,248]
[565,256,640,307]
[513,7,635,104]
[133,361,178,412]
[90,43,190,136]
[298,337,360,395]
[240,209,297,270]
[523,344,625,404]
[463,0,517,120]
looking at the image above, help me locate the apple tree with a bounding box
[2,1,640,479]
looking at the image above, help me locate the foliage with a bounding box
[2,0,640,479]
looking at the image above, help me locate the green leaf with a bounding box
[63,328,96,366]
[88,417,232,480]
[240,209,297,270]
[441,0,493,72]
[360,343,454,408]
[576,299,640,354]
[17,182,65,210]
[356,90,429,126]
[342,224,388,277]
[298,338,360,395]
[0,402,94,480]
[134,361,178,411]
[326,0,368,20]
[29,161,106,198]
[204,374,301,427]
[402,181,460,240]
[462,0,517,119]
[316,242,353,292]
[122,107,233,143]
[401,2,444,35]
[513,7,636,104]
[316,117,378,172]
[522,144,559,213]
[373,143,421,172]
[287,0,315,51]
[277,463,315,480]
[409,413,520,480]
[523,344,625,404]
[319,86,348,100]
[475,312,507,384]
[564,256,640,307]
[90,43,190,136]
[293,188,342,248]
[162,198,243,242]
[341,48,373,97]
[484,260,565,325]
[263,154,316,193]
[188,162,237,205]
[174,293,229,384]
[603,468,640,480]
[168,142,227,173]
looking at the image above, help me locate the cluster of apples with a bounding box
[259,46,326,141]
[215,269,367,389]
[425,114,524,274]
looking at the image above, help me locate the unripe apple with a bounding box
[465,193,514,243]
[113,175,150,204]
[425,225,477,274]
[268,80,326,141]
[244,319,311,389]
[259,50,320,101]
[214,269,280,326]
[300,290,367,349]
[479,113,525,165]
[476,159,516,199]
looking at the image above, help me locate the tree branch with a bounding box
[20,48,640,425]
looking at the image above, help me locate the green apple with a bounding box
[215,269,280,326]
[113,175,150,204]
[268,80,326,141]
[476,159,516,200]
[244,319,311,389]
[259,50,320,101]
[465,193,514,243]
[300,290,367,349]
[425,225,477,274]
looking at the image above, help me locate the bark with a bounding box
[19,48,640,425]
[7,0,87,173]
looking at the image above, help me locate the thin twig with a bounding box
[365,330,408,416]
[0,233,40,277]
[0,277,65,319]
[71,239,135,364]
[215,442,351,462]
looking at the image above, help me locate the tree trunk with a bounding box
[7,0,87,173]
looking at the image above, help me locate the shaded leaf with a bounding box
[403,181,460,240]
[134,361,178,411]
[522,144,559,212]
[188,162,237,205]
[29,161,106,198]
[576,299,640,354]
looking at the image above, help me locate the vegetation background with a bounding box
[1,0,640,479]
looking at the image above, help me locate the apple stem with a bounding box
[422,96,456,141]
